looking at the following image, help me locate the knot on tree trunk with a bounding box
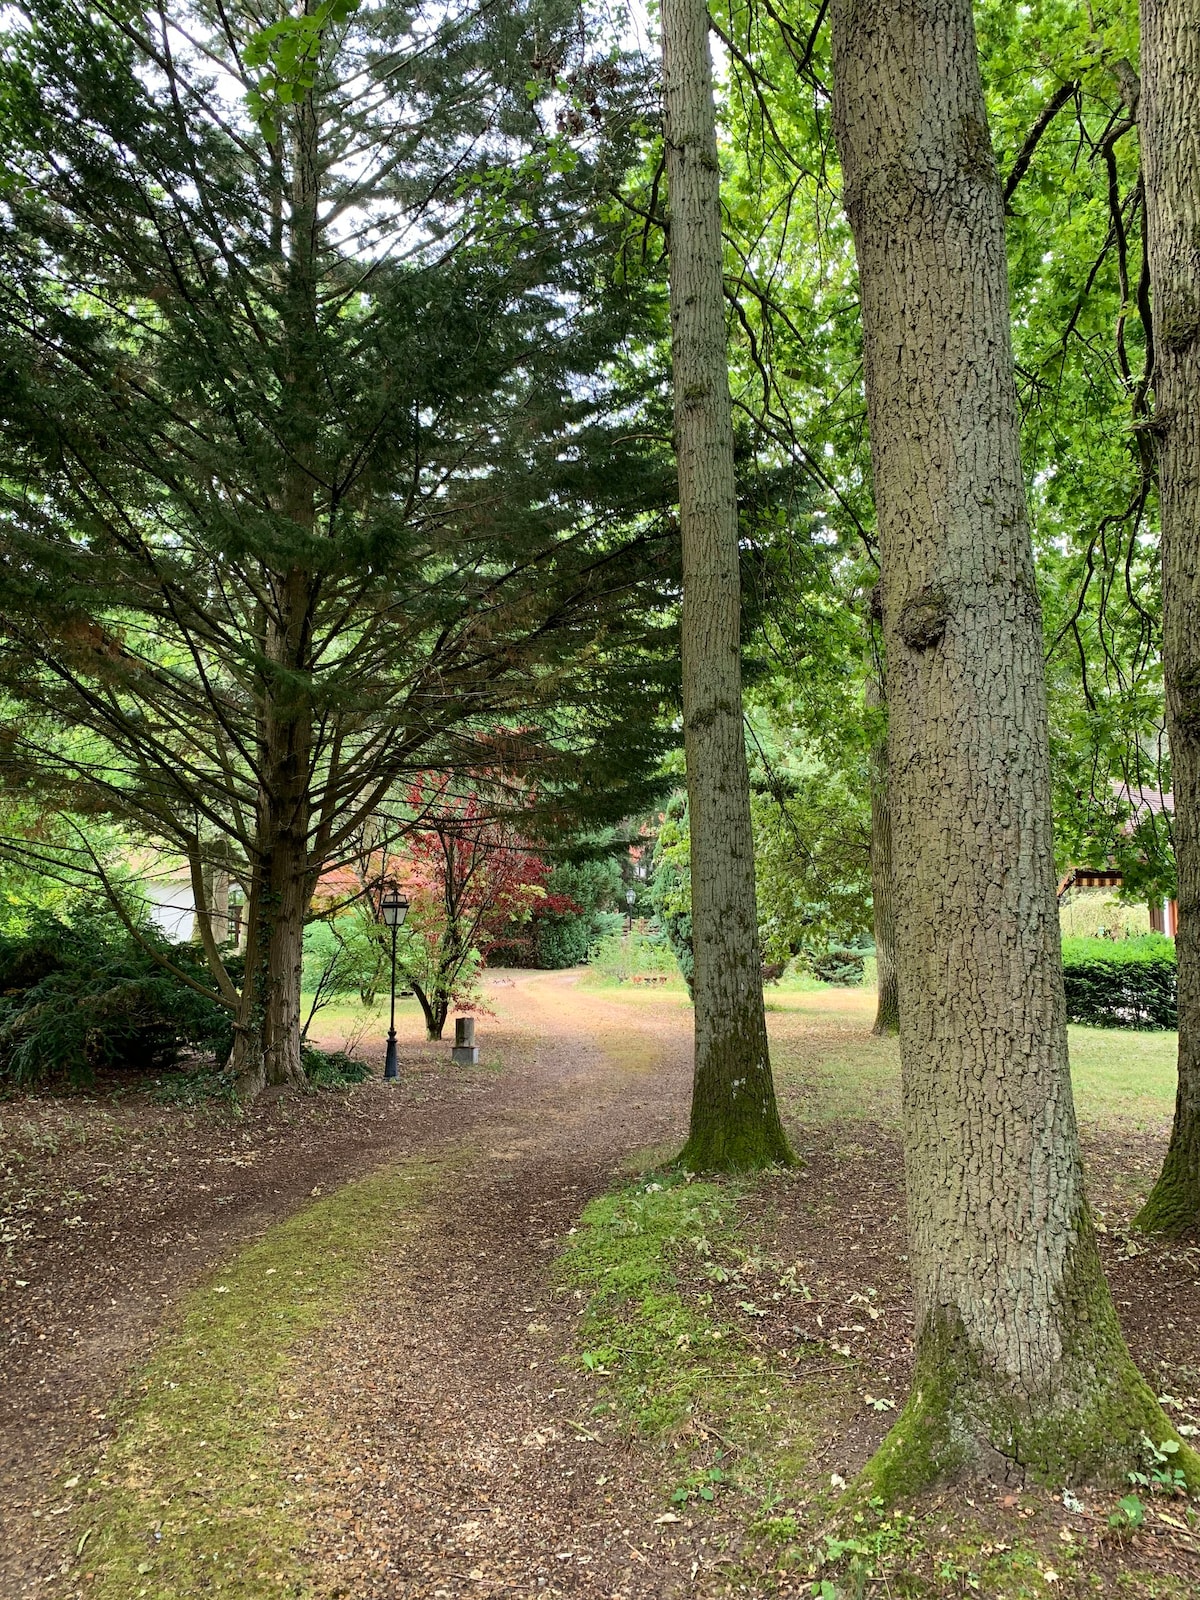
[1174,662,1200,740]
[898,583,950,651]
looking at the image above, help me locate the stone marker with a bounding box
[451,1014,479,1065]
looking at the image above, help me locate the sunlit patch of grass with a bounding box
[755,982,1178,1134]
[1066,1025,1177,1129]
[72,1158,439,1599]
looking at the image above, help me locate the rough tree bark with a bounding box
[231,95,320,1100]
[1132,0,1200,1236]
[661,0,791,1171]
[867,679,899,1036]
[830,0,1194,1488]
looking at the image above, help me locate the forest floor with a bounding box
[2,970,1199,1600]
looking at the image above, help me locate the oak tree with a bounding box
[831,0,1192,1488]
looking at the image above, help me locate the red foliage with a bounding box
[393,775,569,959]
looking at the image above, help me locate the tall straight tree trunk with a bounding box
[233,92,320,1102]
[232,685,312,1099]
[831,0,1193,1487]
[1132,1,1200,1235]
[661,0,791,1171]
[867,680,899,1035]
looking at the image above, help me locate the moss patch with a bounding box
[857,1238,1200,1503]
[72,1158,438,1599]
[559,1171,845,1509]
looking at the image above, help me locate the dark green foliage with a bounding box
[0,907,232,1084]
[488,853,625,969]
[0,0,680,1067]
[533,856,625,969]
[299,1046,373,1088]
[807,941,870,987]
[1061,938,1178,1030]
[533,912,593,970]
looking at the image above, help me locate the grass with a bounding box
[559,1172,841,1513]
[763,983,1179,1132]
[71,1157,439,1599]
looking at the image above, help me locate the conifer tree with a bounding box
[0,0,676,1095]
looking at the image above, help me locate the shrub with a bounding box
[300,1046,373,1087]
[586,929,679,983]
[807,942,870,986]
[1061,936,1177,1030]
[487,855,626,970]
[534,910,593,969]
[1061,933,1176,964]
[658,904,694,993]
[0,905,232,1084]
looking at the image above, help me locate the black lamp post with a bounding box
[378,883,409,1082]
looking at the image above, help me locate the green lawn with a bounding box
[759,984,1179,1133]
[307,972,1180,1135]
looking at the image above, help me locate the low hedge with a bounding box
[1061,935,1177,1031]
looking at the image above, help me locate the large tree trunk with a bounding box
[232,93,320,1103]
[231,782,311,1099]
[867,681,899,1036]
[662,0,791,1172]
[831,0,1192,1488]
[1132,1,1200,1236]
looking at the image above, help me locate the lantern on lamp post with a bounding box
[378,883,410,1082]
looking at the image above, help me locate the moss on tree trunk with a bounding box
[862,1215,1200,1495]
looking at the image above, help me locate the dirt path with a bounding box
[8,971,1200,1599]
[1,972,701,1599]
[289,971,714,1600]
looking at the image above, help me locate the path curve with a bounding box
[2,970,699,1598]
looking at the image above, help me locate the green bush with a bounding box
[807,942,870,986]
[534,910,593,969]
[1061,935,1177,1030]
[300,1046,373,1087]
[1061,933,1176,964]
[0,905,233,1084]
[658,904,694,992]
[489,856,626,970]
